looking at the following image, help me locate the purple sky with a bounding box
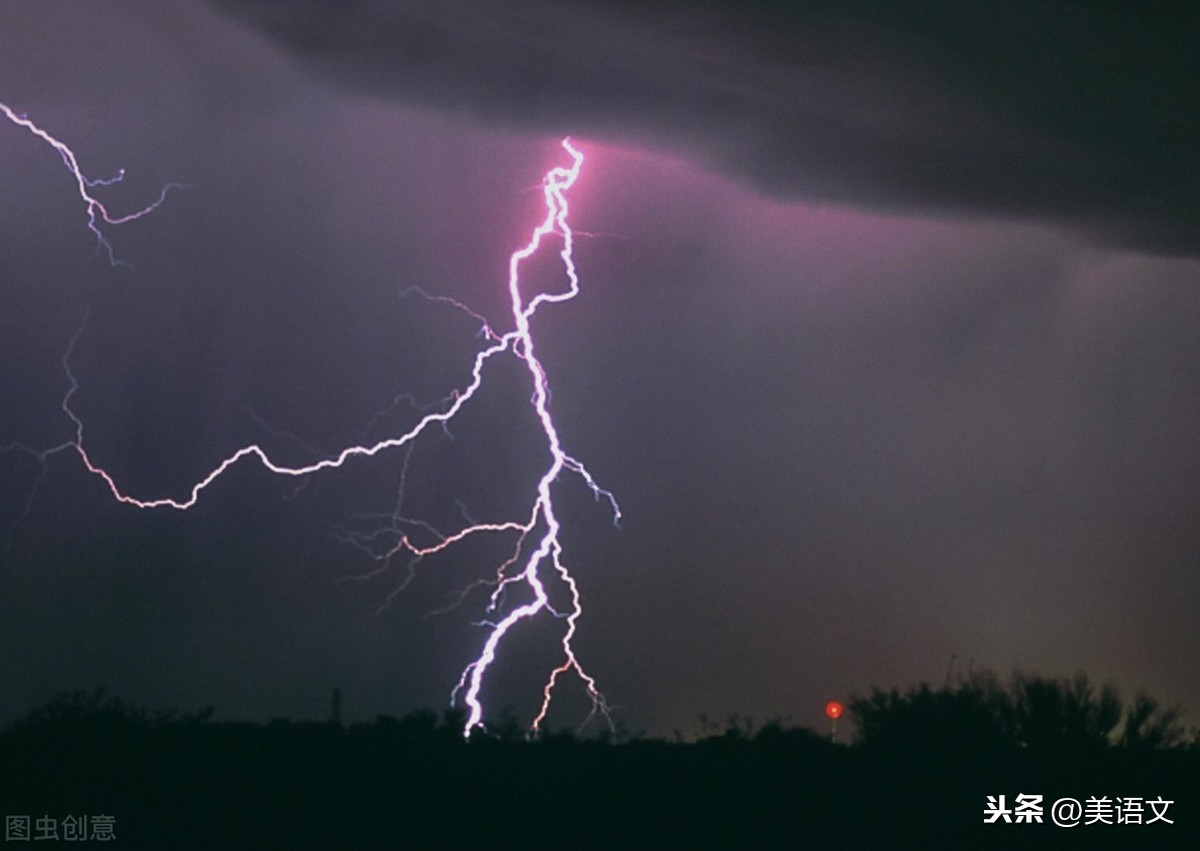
[2,0,1198,736]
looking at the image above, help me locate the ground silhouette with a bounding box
[1,672,1196,848]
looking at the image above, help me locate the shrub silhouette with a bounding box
[850,668,1187,754]
[1,681,1195,846]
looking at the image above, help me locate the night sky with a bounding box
[2,0,1198,737]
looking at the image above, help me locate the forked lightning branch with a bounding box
[1,101,620,738]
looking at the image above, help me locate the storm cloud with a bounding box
[210,0,1200,255]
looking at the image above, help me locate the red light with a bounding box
[825,701,843,720]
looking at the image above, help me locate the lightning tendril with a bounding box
[1,101,184,266]
[3,103,618,737]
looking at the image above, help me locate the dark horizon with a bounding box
[3,675,1197,846]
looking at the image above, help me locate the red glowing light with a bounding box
[825,701,843,720]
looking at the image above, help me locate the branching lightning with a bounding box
[4,104,619,737]
[1,101,183,266]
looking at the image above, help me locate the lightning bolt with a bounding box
[1,101,183,266]
[5,105,619,738]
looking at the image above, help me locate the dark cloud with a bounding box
[209,0,1200,255]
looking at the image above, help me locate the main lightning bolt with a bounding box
[5,105,618,737]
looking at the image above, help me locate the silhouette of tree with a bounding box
[1010,671,1121,753]
[850,668,1187,753]
[850,669,1011,757]
[0,685,1195,846]
[1119,691,1186,750]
